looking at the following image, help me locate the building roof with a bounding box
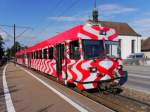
[100,21,141,36]
[141,37,150,51]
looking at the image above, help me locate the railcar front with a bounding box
[66,23,128,91]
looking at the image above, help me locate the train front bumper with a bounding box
[74,70,128,90]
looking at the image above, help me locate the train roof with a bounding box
[16,22,118,56]
[16,25,83,56]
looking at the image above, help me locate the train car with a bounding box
[16,20,128,91]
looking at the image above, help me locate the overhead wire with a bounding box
[58,0,80,17]
[29,0,65,39]
[37,0,81,37]
[16,0,81,46]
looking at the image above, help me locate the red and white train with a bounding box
[16,20,127,91]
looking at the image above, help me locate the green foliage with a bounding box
[0,35,4,60]
[6,41,28,57]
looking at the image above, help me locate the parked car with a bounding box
[123,53,145,65]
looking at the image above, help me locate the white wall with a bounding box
[115,35,141,59]
[142,52,150,59]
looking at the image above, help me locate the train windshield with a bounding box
[104,41,121,58]
[82,40,105,59]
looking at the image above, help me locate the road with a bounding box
[0,63,113,112]
[124,65,150,94]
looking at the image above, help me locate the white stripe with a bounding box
[78,33,91,39]
[106,29,115,37]
[18,66,88,112]
[67,60,76,80]
[48,60,55,75]
[84,73,97,82]
[83,24,99,36]
[99,60,113,70]
[81,60,92,70]
[83,83,94,89]
[3,64,16,112]
[100,74,111,81]
[72,60,83,81]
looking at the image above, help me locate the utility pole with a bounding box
[14,24,16,65]
[0,24,32,65]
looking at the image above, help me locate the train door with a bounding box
[55,43,66,79]
[28,53,31,67]
[22,54,25,65]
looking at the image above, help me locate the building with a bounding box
[141,37,150,59]
[100,21,141,59]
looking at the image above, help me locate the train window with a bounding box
[48,47,53,59]
[34,52,36,59]
[43,48,47,59]
[104,41,120,58]
[39,50,42,59]
[32,52,34,59]
[69,40,80,59]
[31,52,33,59]
[35,51,38,59]
[60,44,65,59]
[28,53,31,59]
[82,40,104,59]
[27,53,29,59]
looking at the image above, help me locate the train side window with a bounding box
[34,52,36,59]
[69,40,80,59]
[27,53,29,59]
[48,47,53,59]
[61,44,65,59]
[39,50,42,59]
[36,51,39,59]
[43,48,47,59]
[31,52,33,59]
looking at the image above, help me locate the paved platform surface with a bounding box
[0,63,113,112]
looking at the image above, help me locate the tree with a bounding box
[9,41,28,57]
[5,48,11,58]
[10,41,21,57]
[0,35,4,60]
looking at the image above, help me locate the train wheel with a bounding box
[97,83,107,94]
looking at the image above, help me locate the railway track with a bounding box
[22,65,150,112]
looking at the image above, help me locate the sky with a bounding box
[0,0,150,48]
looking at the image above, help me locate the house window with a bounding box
[131,40,135,53]
[118,39,122,57]
[48,47,53,59]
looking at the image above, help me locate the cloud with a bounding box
[47,4,137,22]
[133,18,150,27]
[98,4,137,15]
[131,18,150,37]
[0,30,8,41]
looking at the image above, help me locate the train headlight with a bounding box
[118,65,123,70]
[89,67,97,73]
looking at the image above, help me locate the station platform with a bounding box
[0,63,113,112]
